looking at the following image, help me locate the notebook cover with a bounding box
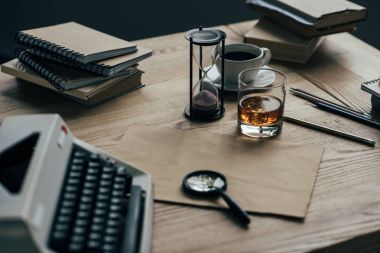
[1,59,143,103]
[16,22,137,64]
[16,50,138,91]
[267,16,357,38]
[244,18,324,63]
[275,0,366,27]
[29,47,152,77]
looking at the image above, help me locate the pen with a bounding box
[316,102,380,130]
[289,87,368,117]
[284,116,376,147]
[289,87,380,129]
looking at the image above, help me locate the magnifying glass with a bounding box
[182,170,251,226]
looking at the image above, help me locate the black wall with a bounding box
[351,0,380,50]
[0,0,378,63]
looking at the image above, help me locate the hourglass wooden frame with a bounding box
[184,27,226,121]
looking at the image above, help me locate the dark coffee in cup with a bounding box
[223,51,258,61]
[213,43,272,83]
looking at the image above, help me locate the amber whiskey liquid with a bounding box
[239,95,283,125]
[238,95,284,137]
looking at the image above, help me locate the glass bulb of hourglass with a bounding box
[192,77,219,114]
[192,45,216,73]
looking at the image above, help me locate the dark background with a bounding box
[0,0,378,63]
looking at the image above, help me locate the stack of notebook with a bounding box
[1,22,152,106]
[245,0,367,63]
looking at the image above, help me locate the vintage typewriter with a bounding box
[0,114,153,253]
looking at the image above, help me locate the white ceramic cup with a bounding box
[213,43,271,84]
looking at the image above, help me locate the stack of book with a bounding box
[245,0,367,63]
[1,22,152,106]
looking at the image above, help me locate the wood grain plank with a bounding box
[0,20,380,253]
[151,144,380,253]
[287,34,379,115]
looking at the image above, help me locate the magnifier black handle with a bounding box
[216,189,251,226]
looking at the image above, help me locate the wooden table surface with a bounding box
[1,20,380,252]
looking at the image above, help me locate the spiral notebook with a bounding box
[1,59,144,106]
[28,47,152,77]
[361,78,380,98]
[15,22,137,64]
[361,78,380,111]
[16,50,138,91]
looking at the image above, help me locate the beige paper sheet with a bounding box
[112,125,324,218]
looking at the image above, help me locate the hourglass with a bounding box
[184,27,226,121]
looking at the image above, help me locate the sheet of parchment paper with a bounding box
[112,125,324,218]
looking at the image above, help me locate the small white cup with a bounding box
[213,43,271,84]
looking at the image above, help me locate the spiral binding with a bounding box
[15,31,85,64]
[362,78,380,86]
[29,48,110,76]
[16,49,65,91]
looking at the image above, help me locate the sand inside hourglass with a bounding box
[192,79,218,114]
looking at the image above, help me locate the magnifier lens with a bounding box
[184,171,227,194]
[183,170,251,226]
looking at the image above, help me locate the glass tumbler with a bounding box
[238,68,286,138]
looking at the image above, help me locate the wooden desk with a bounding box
[1,20,380,252]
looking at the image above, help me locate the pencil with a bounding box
[289,87,380,129]
[289,87,367,116]
[284,116,376,147]
[316,102,380,129]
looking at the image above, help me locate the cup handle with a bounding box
[261,47,272,66]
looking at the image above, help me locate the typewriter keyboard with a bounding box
[48,145,143,253]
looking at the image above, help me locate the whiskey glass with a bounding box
[238,68,286,138]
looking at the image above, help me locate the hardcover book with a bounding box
[244,18,324,63]
[1,59,143,106]
[246,0,367,37]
